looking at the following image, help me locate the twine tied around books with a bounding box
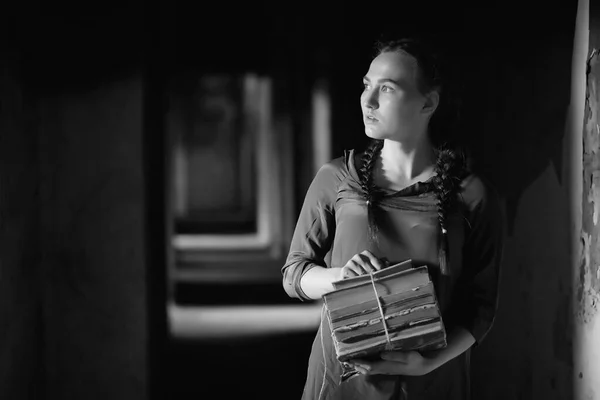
[369,271,393,349]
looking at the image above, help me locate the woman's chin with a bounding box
[364,130,387,140]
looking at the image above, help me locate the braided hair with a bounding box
[431,143,469,273]
[359,139,385,244]
[360,37,468,273]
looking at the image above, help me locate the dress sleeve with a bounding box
[281,161,341,301]
[452,177,506,345]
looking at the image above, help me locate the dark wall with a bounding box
[0,34,44,400]
[37,78,148,399]
[1,5,152,400]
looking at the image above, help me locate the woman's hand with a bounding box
[338,250,387,280]
[349,351,435,376]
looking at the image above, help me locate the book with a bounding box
[322,259,447,370]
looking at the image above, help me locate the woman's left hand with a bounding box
[349,351,435,376]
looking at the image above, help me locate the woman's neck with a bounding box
[377,136,436,189]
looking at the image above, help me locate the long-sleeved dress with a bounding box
[282,149,505,400]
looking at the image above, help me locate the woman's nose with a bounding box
[363,90,378,109]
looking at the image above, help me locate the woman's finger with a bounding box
[349,260,369,276]
[343,251,385,277]
[347,255,370,275]
[360,250,385,271]
[354,253,379,273]
[341,264,360,278]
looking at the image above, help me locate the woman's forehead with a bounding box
[366,51,419,84]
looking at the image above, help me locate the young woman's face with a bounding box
[360,51,431,142]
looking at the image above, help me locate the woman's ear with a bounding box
[422,89,440,115]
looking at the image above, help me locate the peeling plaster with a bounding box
[588,171,600,224]
[585,51,600,156]
[577,232,600,324]
[578,47,600,323]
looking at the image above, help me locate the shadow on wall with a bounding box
[459,12,580,400]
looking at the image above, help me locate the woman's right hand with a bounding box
[338,250,387,280]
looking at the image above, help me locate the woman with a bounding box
[282,37,505,400]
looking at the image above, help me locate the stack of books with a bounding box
[323,260,447,365]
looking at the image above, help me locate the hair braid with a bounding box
[359,139,384,245]
[432,143,469,274]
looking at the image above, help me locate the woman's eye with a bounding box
[363,83,370,90]
[381,85,393,92]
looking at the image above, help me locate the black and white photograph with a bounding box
[0,0,598,399]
